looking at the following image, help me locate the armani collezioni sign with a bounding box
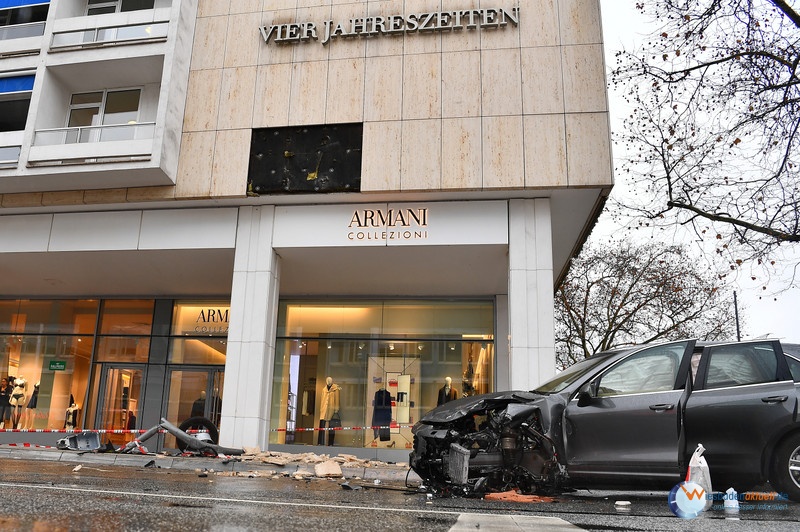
[347,207,429,242]
[259,7,520,46]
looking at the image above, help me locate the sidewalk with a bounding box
[0,445,423,485]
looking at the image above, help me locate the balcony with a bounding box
[30,122,155,164]
[51,21,168,50]
[0,141,21,168]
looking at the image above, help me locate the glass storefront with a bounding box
[270,300,495,449]
[0,300,97,431]
[0,299,228,449]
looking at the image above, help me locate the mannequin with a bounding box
[23,382,40,429]
[437,376,458,406]
[9,376,28,429]
[372,386,392,442]
[65,403,79,430]
[317,377,341,446]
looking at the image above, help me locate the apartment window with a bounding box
[0,2,49,40]
[67,88,141,143]
[0,74,33,132]
[87,0,154,16]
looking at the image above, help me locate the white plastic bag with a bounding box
[686,443,713,510]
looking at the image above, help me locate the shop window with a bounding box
[0,299,99,335]
[95,337,151,363]
[87,0,154,15]
[0,2,48,40]
[1,334,93,431]
[270,300,495,449]
[98,299,154,335]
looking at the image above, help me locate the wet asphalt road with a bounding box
[0,458,799,531]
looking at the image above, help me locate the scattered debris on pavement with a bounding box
[483,490,558,503]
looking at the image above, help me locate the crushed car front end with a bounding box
[410,391,567,497]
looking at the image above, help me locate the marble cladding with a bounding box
[176,0,612,197]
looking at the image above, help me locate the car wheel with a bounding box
[177,416,219,452]
[771,432,800,502]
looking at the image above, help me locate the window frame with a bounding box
[86,0,155,16]
[66,87,142,143]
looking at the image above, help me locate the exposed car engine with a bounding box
[410,394,565,497]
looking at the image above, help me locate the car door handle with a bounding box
[761,396,788,404]
[649,403,675,411]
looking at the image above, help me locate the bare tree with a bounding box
[611,0,800,273]
[555,242,737,368]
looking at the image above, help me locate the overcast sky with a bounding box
[598,1,800,343]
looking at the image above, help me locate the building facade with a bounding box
[0,0,612,458]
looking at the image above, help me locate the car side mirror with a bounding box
[576,384,594,407]
[576,391,593,407]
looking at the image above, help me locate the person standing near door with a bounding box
[0,378,12,429]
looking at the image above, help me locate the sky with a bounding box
[598,1,800,344]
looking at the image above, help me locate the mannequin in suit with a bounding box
[437,376,458,406]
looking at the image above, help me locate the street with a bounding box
[0,458,799,531]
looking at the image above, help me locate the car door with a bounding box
[563,341,694,485]
[683,340,796,484]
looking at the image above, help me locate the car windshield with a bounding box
[533,352,619,394]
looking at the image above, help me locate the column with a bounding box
[219,206,280,449]
[507,198,556,390]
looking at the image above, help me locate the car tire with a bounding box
[771,432,800,502]
[177,416,219,452]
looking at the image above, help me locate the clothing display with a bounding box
[437,383,458,406]
[372,388,392,441]
[9,377,27,407]
[319,381,341,421]
[27,383,39,409]
[317,379,341,446]
[65,404,79,430]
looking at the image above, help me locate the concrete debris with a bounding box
[483,490,557,503]
[236,451,409,470]
[215,470,276,478]
[314,460,343,478]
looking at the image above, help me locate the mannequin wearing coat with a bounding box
[317,377,341,446]
[437,377,458,406]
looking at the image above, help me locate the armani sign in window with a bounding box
[248,123,363,194]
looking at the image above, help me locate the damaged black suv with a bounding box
[410,339,800,500]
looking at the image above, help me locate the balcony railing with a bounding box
[51,21,168,49]
[33,122,156,146]
[0,22,46,41]
[0,145,21,168]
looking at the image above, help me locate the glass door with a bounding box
[163,368,224,449]
[96,365,145,446]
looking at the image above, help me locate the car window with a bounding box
[705,342,778,389]
[596,345,685,397]
[786,355,800,382]
[534,353,615,394]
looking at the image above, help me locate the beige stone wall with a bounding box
[0,0,612,208]
[176,0,612,198]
